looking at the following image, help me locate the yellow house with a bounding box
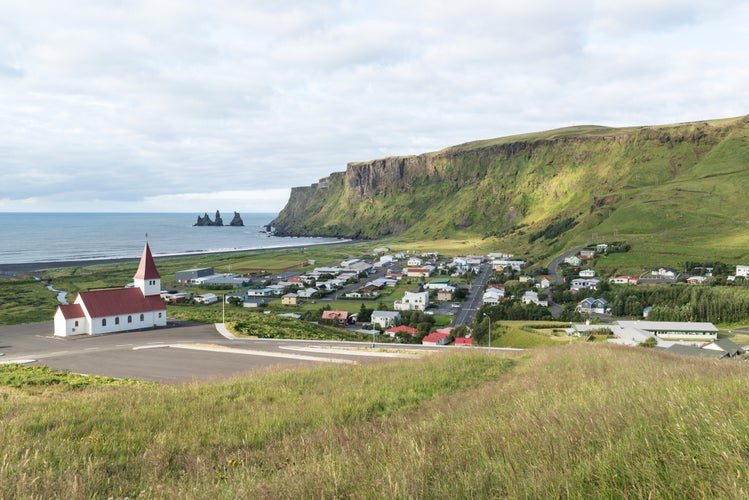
[282,293,299,305]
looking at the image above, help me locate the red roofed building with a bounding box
[422,327,454,346]
[386,325,418,338]
[54,242,167,336]
[321,310,350,326]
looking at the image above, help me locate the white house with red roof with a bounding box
[53,242,167,336]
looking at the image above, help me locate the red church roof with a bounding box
[133,242,160,280]
[78,288,165,318]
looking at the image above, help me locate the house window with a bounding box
[128,315,132,323]
[140,314,144,321]
[115,317,120,325]
[102,319,107,326]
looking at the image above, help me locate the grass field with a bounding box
[2,345,748,497]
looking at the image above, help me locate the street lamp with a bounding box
[484,312,491,351]
[222,293,226,325]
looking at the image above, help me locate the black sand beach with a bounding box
[0,239,354,276]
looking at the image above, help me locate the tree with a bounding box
[452,324,470,338]
[358,303,373,322]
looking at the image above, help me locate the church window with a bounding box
[102,319,107,326]
[158,312,162,318]
[128,315,132,323]
[140,314,144,321]
[115,317,120,325]
[74,320,79,327]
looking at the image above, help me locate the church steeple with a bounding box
[133,242,161,296]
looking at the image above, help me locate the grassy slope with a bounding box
[2,346,748,497]
[274,115,749,272]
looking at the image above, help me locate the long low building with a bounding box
[616,320,718,341]
[569,320,719,347]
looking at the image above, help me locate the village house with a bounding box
[242,299,267,308]
[570,278,601,292]
[701,338,746,358]
[407,256,423,267]
[482,286,505,305]
[580,249,596,260]
[424,278,452,290]
[403,266,435,278]
[537,277,552,289]
[422,327,453,345]
[296,288,318,299]
[54,242,167,336]
[651,267,678,279]
[687,276,708,285]
[454,336,473,346]
[579,269,596,278]
[521,290,548,307]
[371,310,401,329]
[491,258,526,272]
[564,255,582,266]
[224,291,247,303]
[194,293,218,304]
[394,291,429,311]
[386,325,418,339]
[576,297,610,315]
[281,293,299,305]
[609,275,639,285]
[437,286,456,301]
[736,265,749,278]
[321,310,350,326]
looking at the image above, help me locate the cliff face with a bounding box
[271,116,749,246]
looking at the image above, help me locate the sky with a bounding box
[1,0,748,214]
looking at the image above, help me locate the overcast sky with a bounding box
[1,1,747,213]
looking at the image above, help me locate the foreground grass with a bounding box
[3,346,749,497]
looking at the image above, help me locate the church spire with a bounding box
[134,242,161,280]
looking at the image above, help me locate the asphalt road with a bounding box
[451,263,492,327]
[0,320,441,383]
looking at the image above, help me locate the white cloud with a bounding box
[0,0,747,212]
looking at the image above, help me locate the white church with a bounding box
[54,242,167,336]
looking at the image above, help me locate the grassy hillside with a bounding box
[2,346,749,497]
[273,115,749,269]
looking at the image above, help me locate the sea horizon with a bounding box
[0,212,344,266]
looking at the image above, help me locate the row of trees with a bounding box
[553,282,749,323]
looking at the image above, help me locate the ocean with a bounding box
[0,213,343,265]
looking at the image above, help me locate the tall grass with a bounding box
[2,346,749,497]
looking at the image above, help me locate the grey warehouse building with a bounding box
[175,267,215,284]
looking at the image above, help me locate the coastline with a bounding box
[0,239,355,276]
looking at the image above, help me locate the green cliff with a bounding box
[272,115,749,262]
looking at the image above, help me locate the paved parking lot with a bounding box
[0,320,437,383]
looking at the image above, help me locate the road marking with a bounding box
[169,344,357,364]
[280,346,422,358]
[0,359,36,365]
